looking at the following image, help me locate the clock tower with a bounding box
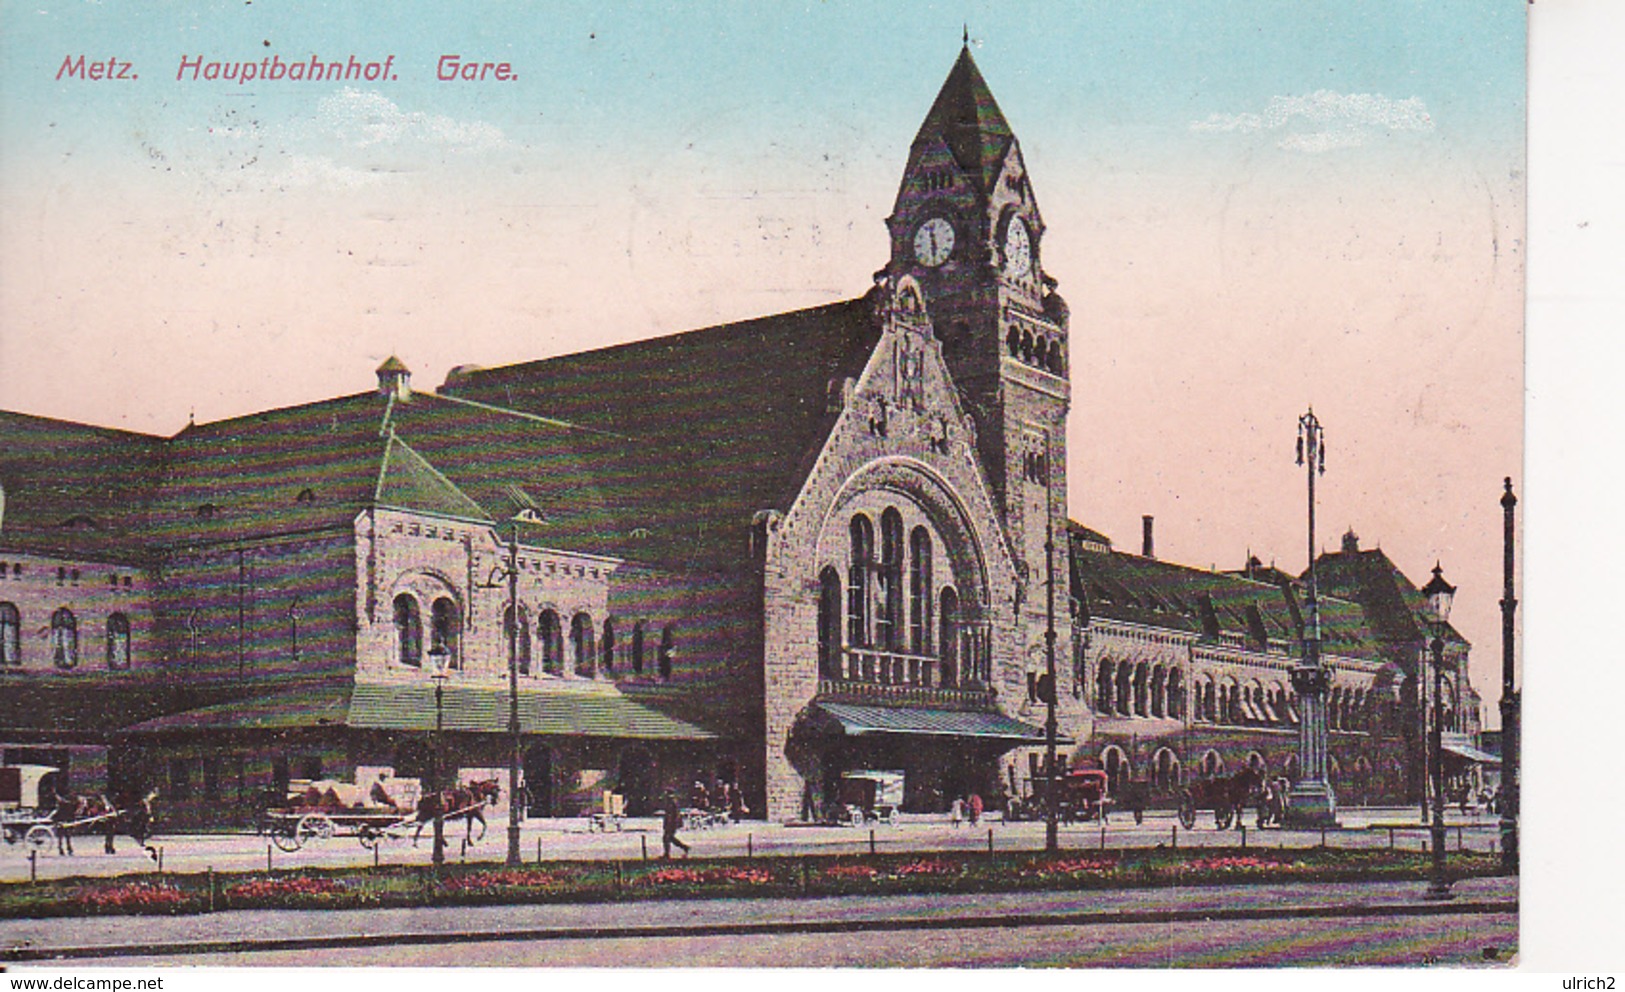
[885,45,1072,676]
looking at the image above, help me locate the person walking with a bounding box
[661,791,690,859]
[968,792,983,827]
[950,796,964,829]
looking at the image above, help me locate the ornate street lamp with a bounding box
[428,644,451,868]
[1419,562,1456,901]
[1285,409,1338,827]
[1042,518,1059,854]
[1498,478,1519,875]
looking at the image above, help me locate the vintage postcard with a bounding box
[0,0,1536,972]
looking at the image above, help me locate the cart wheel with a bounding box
[1177,794,1196,830]
[1215,805,1233,830]
[24,825,55,853]
[296,813,335,847]
[358,825,381,850]
[271,823,302,851]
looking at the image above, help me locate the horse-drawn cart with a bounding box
[259,776,499,852]
[1178,768,1264,830]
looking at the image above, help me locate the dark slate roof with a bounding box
[1312,546,1468,652]
[1067,528,1384,663]
[441,296,881,569]
[909,47,1015,193]
[373,432,492,523]
[145,391,392,550]
[0,411,167,564]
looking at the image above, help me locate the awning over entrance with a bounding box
[121,682,715,741]
[812,701,1062,745]
[1441,740,1501,766]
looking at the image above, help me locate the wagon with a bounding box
[831,770,904,827]
[1,764,62,851]
[1177,767,1264,830]
[1007,769,1111,824]
[261,807,418,852]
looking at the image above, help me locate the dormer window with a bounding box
[59,515,98,530]
[296,488,317,504]
[196,503,219,520]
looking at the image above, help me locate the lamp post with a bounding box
[477,517,527,866]
[429,644,450,868]
[1420,563,1456,901]
[1498,478,1519,875]
[1285,408,1338,827]
[1043,519,1059,854]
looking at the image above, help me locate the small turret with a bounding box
[376,356,411,401]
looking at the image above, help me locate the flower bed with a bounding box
[0,848,1502,919]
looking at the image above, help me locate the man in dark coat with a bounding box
[661,791,690,859]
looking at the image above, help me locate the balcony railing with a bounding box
[817,647,996,711]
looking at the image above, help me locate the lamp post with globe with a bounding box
[1419,562,1456,902]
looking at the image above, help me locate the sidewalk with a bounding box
[2,874,1517,963]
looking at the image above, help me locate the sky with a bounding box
[0,1,1526,726]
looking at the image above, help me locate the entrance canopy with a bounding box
[812,701,1061,746]
[1441,740,1501,766]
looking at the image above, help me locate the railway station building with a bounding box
[0,47,1479,827]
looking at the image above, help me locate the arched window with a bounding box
[538,610,563,674]
[631,620,645,675]
[106,613,131,670]
[908,527,932,655]
[1151,664,1166,717]
[503,605,531,676]
[1327,687,1342,730]
[51,608,78,669]
[1152,748,1181,791]
[1115,662,1132,716]
[571,613,595,677]
[817,567,842,679]
[847,515,873,648]
[1167,668,1184,719]
[1201,749,1224,778]
[1133,662,1149,716]
[1101,746,1131,796]
[937,587,959,686]
[429,597,460,669]
[1095,659,1114,713]
[878,509,904,651]
[601,618,616,674]
[658,625,674,681]
[393,595,422,667]
[0,602,19,667]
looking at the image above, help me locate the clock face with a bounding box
[913,217,955,267]
[1004,217,1032,278]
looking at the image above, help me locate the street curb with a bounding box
[3,898,1517,962]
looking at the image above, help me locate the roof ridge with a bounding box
[425,390,628,440]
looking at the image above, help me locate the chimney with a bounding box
[1141,515,1155,559]
[1341,528,1360,554]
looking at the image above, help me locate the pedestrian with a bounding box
[950,796,964,829]
[968,792,983,826]
[661,792,690,859]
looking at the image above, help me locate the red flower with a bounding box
[77,881,187,910]
[441,869,563,892]
[893,859,956,877]
[224,876,344,900]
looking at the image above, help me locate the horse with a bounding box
[412,778,500,848]
[1180,766,1264,830]
[53,790,157,857]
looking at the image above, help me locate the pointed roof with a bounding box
[911,46,1015,192]
[373,432,492,523]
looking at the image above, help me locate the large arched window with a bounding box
[51,608,78,669]
[1096,659,1114,713]
[1115,662,1132,716]
[1167,668,1184,719]
[658,625,674,681]
[601,618,616,674]
[106,613,131,670]
[429,597,460,669]
[0,603,19,667]
[1152,747,1181,791]
[817,567,842,679]
[937,586,959,686]
[1133,662,1149,716]
[571,613,595,677]
[878,509,904,651]
[503,605,531,676]
[908,527,932,655]
[847,515,873,648]
[1101,746,1131,797]
[394,595,422,667]
[631,620,645,675]
[538,610,563,674]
